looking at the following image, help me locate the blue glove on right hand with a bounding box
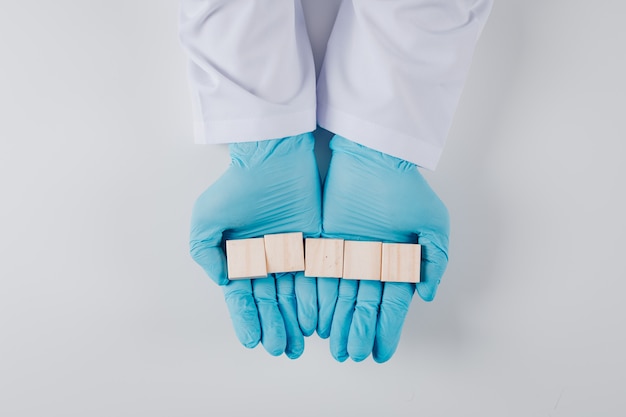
[318,135,450,363]
[189,133,321,359]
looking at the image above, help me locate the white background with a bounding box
[1,1,625,416]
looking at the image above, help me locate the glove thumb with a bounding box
[415,235,448,302]
[190,243,229,285]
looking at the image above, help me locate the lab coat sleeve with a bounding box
[317,0,493,170]
[179,0,317,144]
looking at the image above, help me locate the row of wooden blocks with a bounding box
[225,232,421,283]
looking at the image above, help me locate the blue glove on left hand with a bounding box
[189,133,321,359]
[318,135,450,363]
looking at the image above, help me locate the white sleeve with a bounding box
[179,0,317,144]
[317,0,493,170]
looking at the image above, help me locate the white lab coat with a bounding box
[179,0,492,170]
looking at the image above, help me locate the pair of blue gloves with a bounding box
[189,133,449,362]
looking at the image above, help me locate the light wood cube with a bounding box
[225,238,268,279]
[264,232,305,273]
[381,243,421,283]
[342,240,382,281]
[304,238,344,278]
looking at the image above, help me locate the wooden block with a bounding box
[225,238,268,279]
[304,238,344,278]
[381,243,421,283]
[342,240,382,281]
[264,232,305,273]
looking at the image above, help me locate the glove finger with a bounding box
[329,279,358,362]
[252,277,287,356]
[294,272,317,336]
[276,273,305,359]
[222,279,261,349]
[347,280,382,362]
[373,282,414,363]
[415,235,449,301]
[190,244,229,286]
[316,278,340,339]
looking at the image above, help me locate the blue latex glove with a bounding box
[318,135,450,363]
[189,133,321,359]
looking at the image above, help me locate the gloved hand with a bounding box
[318,135,449,363]
[189,133,321,359]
